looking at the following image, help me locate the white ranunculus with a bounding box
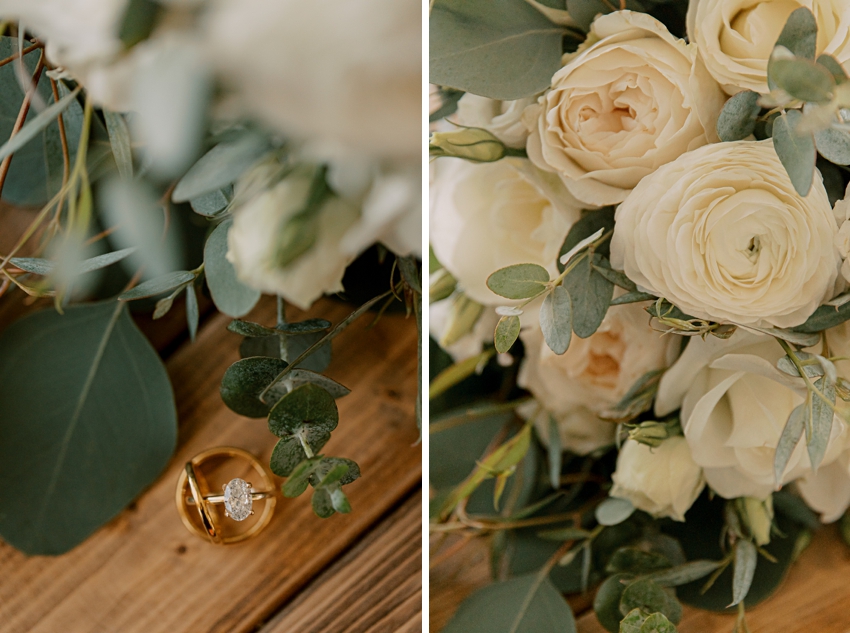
[226,168,359,310]
[688,0,850,94]
[430,158,581,306]
[524,11,724,206]
[517,301,679,454]
[611,436,705,521]
[203,0,420,159]
[656,332,848,500]
[611,140,840,328]
[454,94,535,149]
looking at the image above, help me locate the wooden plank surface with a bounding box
[0,296,421,633]
[263,490,422,633]
[430,526,850,632]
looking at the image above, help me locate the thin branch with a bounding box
[0,51,45,197]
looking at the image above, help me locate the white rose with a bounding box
[611,436,705,521]
[656,332,847,500]
[688,0,850,95]
[797,453,850,522]
[525,11,724,206]
[226,168,359,310]
[517,301,679,454]
[430,158,581,306]
[454,94,535,149]
[203,0,420,159]
[832,182,850,283]
[611,140,841,328]
[518,399,616,457]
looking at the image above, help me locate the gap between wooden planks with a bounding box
[431,526,850,632]
[0,296,422,633]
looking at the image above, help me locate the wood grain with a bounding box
[0,296,421,633]
[431,524,850,632]
[262,490,422,633]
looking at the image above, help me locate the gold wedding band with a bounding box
[175,446,277,545]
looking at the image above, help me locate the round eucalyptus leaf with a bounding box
[815,127,850,165]
[204,219,261,318]
[716,90,761,142]
[772,110,816,196]
[0,302,177,555]
[494,315,521,353]
[267,383,338,436]
[487,264,550,300]
[620,578,682,623]
[309,457,361,487]
[594,573,634,633]
[557,207,616,272]
[227,319,278,338]
[220,357,288,418]
[596,497,636,526]
[269,434,329,478]
[312,488,335,518]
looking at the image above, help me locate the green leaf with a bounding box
[610,291,657,306]
[185,284,199,342]
[638,612,677,633]
[312,488,335,518]
[310,457,361,487]
[772,110,816,196]
[441,293,485,346]
[539,285,572,355]
[429,349,495,399]
[118,0,161,48]
[566,0,645,31]
[775,403,806,483]
[547,415,562,489]
[317,463,351,487]
[103,110,133,180]
[119,270,195,300]
[564,254,614,338]
[220,357,289,418]
[816,54,848,83]
[620,578,682,624]
[172,134,270,202]
[619,609,647,633]
[607,548,672,575]
[281,328,332,373]
[730,540,757,606]
[593,265,637,291]
[596,497,636,526]
[0,86,81,164]
[278,318,332,334]
[270,436,316,478]
[537,527,592,541]
[770,58,835,103]
[558,208,616,271]
[443,573,577,633]
[808,377,835,472]
[487,263,550,299]
[0,302,176,554]
[330,487,352,514]
[204,219,261,318]
[11,247,136,277]
[775,7,818,60]
[430,0,565,101]
[792,300,850,332]
[594,574,633,633]
[263,368,350,402]
[644,560,725,588]
[494,315,521,353]
[228,319,277,338]
[190,187,231,217]
[815,127,850,165]
[267,383,338,437]
[717,91,761,142]
[281,455,324,497]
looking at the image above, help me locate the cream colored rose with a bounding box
[430,158,581,306]
[797,453,850,522]
[517,301,679,454]
[611,140,840,328]
[832,182,850,283]
[611,436,705,521]
[656,332,848,500]
[524,11,724,206]
[688,0,850,95]
[455,94,535,149]
[227,168,359,310]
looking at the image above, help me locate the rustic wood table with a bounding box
[430,522,850,632]
[0,214,422,633]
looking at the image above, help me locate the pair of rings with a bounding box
[175,446,276,545]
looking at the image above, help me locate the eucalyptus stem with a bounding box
[777,337,845,419]
[0,50,44,198]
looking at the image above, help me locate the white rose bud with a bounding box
[430,158,580,307]
[524,11,724,206]
[611,436,705,521]
[430,128,509,163]
[688,0,850,95]
[226,167,359,310]
[455,94,535,149]
[656,332,848,500]
[611,140,841,328]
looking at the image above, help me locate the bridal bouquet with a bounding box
[430,0,850,631]
[0,0,420,555]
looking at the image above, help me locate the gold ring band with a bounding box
[175,446,277,545]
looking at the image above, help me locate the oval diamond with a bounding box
[223,478,252,521]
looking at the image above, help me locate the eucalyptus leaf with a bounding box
[774,7,818,61]
[267,383,338,437]
[263,369,351,402]
[190,187,231,217]
[816,54,848,83]
[228,319,277,338]
[487,263,550,300]
[312,488,335,518]
[637,612,677,633]
[645,560,725,588]
[0,86,81,164]
[567,0,646,31]
[220,357,289,418]
[204,219,261,318]
[270,436,319,478]
[558,208,616,271]
[564,254,614,338]
[0,302,176,555]
[611,291,657,306]
[277,318,332,334]
[539,285,572,355]
[593,265,637,291]
[606,548,672,575]
[103,110,133,180]
[547,415,562,489]
[717,90,761,141]
[770,58,835,103]
[442,573,577,633]
[280,455,323,497]
[815,127,850,165]
[792,300,850,332]
[595,574,633,633]
[730,540,757,607]
[430,0,566,101]
[596,497,636,526]
[772,109,816,196]
[119,270,195,300]
[12,247,136,277]
[172,134,270,202]
[619,578,682,623]
[774,403,806,484]
[309,457,361,487]
[808,377,835,472]
[329,488,352,514]
[186,284,199,342]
